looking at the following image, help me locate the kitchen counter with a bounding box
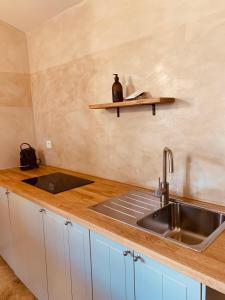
[1,165,225,294]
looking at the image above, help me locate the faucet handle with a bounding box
[155,177,167,198]
[155,177,162,197]
[158,177,162,188]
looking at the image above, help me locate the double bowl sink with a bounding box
[90,191,225,252]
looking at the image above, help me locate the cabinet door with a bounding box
[0,187,13,266]
[67,222,92,300]
[9,192,48,300]
[134,251,201,300]
[134,253,163,300]
[162,264,201,300]
[43,209,72,300]
[90,231,134,300]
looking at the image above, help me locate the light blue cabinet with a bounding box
[91,231,202,300]
[43,210,72,300]
[0,188,13,267]
[162,264,201,300]
[134,253,163,300]
[9,192,48,300]
[134,251,201,300]
[43,210,92,300]
[68,222,92,300]
[0,187,205,300]
[90,231,135,300]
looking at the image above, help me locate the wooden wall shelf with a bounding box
[89,98,175,117]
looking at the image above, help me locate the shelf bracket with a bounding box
[116,104,156,117]
[117,107,120,117]
[151,104,156,116]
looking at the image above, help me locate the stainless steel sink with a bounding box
[90,190,225,252]
[137,200,225,251]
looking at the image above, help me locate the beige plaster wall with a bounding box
[27,0,225,205]
[0,20,35,169]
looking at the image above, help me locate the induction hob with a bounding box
[22,172,94,194]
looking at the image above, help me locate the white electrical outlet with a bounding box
[46,140,52,149]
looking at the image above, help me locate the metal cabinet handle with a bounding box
[133,255,141,262]
[123,250,131,257]
[65,221,72,226]
[39,209,45,213]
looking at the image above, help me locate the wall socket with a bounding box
[46,140,52,149]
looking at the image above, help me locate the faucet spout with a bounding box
[163,147,174,177]
[158,147,174,206]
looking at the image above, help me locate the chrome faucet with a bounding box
[156,147,174,206]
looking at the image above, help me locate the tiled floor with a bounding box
[0,256,36,300]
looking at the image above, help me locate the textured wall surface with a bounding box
[0,20,35,169]
[28,0,225,205]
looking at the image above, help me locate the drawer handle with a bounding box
[133,255,141,262]
[39,209,45,213]
[123,250,131,257]
[5,191,10,195]
[65,221,72,226]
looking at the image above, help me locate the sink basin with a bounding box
[137,200,225,251]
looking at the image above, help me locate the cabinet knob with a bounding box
[133,255,142,262]
[65,221,72,226]
[39,209,45,213]
[123,250,131,257]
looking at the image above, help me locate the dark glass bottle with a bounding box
[112,74,123,102]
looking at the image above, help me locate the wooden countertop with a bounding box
[1,165,225,294]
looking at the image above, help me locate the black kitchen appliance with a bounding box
[20,143,39,170]
[22,172,94,194]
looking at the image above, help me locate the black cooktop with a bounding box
[22,172,94,194]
